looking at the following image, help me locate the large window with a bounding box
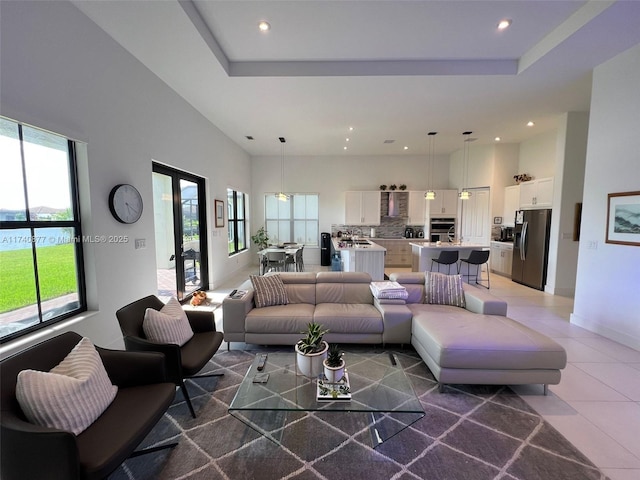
[0,117,86,342]
[265,194,319,246]
[227,188,247,255]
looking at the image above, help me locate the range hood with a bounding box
[388,192,400,217]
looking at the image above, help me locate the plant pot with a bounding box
[295,341,328,377]
[323,359,346,383]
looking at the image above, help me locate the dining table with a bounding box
[257,245,303,274]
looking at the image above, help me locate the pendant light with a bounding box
[459,131,472,200]
[275,137,290,201]
[425,132,437,200]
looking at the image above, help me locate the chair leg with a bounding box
[180,381,197,418]
[129,442,179,458]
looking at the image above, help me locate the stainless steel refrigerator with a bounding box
[511,209,552,290]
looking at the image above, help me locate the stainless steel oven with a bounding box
[430,217,455,242]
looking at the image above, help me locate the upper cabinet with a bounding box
[503,185,520,226]
[429,189,458,216]
[519,177,554,209]
[407,191,427,225]
[345,191,381,225]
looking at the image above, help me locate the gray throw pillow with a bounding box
[425,271,466,308]
[250,274,289,308]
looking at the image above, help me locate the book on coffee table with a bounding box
[316,371,352,402]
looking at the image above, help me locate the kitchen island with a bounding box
[410,242,490,272]
[332,238,386,280]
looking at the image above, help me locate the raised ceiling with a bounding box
[73,0,640,156]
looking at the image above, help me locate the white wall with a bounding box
[0,1,252,355]
[518,130,557,179]
[250,154,450,263]
[571,44,640,349]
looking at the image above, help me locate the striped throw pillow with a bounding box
[143,297,194,346]
[16,337,118,435]
[425,272,466,308]
[250,274,289,308]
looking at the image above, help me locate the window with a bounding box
[265,194,319,246]
[0,117,86,342]
[227,188,247,255]
[152,163,208,301]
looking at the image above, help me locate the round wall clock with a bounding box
[108,184,143,224]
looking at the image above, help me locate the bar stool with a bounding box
[458,250,491,289]
[430,250,459,274]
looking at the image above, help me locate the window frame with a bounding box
[0,118,87,343]
[264,193,319,246]
[227,188,247,256]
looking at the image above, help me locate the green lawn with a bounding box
[0,244,78,313]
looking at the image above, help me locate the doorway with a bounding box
[152,163,208,301]
[460,187,491,245]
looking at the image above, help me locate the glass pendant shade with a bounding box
[275,137,290,201]
[425,190,436,200]
[425,132,437,201]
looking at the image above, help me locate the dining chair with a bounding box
[430,250,459,274]
[458,250,491,289]
[265,251,287,272]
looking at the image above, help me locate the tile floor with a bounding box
[208,264,640,480]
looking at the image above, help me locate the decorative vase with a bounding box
[295,341,328,377]
[323,359,346,383]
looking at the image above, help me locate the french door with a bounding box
[152,163,208,301]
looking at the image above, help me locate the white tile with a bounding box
[552,364,629,402]
[575,337,640,363]
[574,363,640,401]
[630,363,640,372]
[553,338,618,363]
[602,468,640,480]
[544,413,640,469]
[567,401,640,459]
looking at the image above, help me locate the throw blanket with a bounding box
[370,281,408,300]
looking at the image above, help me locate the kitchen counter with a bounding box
[332,238,386,280]
[409,242,490,272]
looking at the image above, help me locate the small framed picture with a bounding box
[493,216,503,224]
[606,191,640,246]
[215,199,224,228]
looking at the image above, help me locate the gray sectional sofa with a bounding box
[222,271,567,392]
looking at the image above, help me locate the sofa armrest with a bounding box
[122,336,182,383]
[463,284,508,316]
[222,289,255,338]
[97,348,168,387]
[374,299,413,344]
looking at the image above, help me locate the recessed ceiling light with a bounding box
[497,19,512,30]
[343,146,348,150]
[258,21,270,32]
[403,146,409,150]
[346,138,350,142]
[349,127,354,131]
[527,121,535,127]
[494,136,501,142]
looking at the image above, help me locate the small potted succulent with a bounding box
[389,184,397,191]
[295,322,329,377]
[399,184,407,191]
[379,184,387,191]
[323,344,345,383]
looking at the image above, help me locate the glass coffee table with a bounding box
[228,350,425,448]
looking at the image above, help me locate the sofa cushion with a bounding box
[314,303,383,334]
[143,297,194,346]
[16,337,118,435]
[251,274,289,308]
[246,303,315,333]
[425,272,465,308]
[410,306,567,370]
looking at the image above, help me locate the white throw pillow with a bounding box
[424,271,466,308]
[143,297,194,346]
[16,337,118,435]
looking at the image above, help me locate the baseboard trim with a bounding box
[570,313,640,351]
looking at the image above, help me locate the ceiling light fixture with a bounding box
[343,146,348,150]
[459,131,473,200]
[404,146,409,151]
[258,21,270,32]
[349,127,354,131]
[346,138,350,142]
[275,137,290,201]
[425,132,437,201]
[527,121,535,127]
[495,136,501,142]
[497,19,512,30]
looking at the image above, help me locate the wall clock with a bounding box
[108,184,143,224]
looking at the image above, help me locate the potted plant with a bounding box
[295,321,329,377]
[399,184,407,191]
[389,184,397,191]
[379,184,387,191]
[323,344,345,383]
[251,227,270,250]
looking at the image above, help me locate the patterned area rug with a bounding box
[109,347,608,480]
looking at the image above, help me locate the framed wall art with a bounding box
[215,199,225,228]
[606,191,640,246]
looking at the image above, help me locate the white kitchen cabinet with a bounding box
[429,189,458,216]
[345,191,381,225]
[503,185,520,226]
[519,177,554,209]
[407,191,427,225]
[490,241,514,277]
